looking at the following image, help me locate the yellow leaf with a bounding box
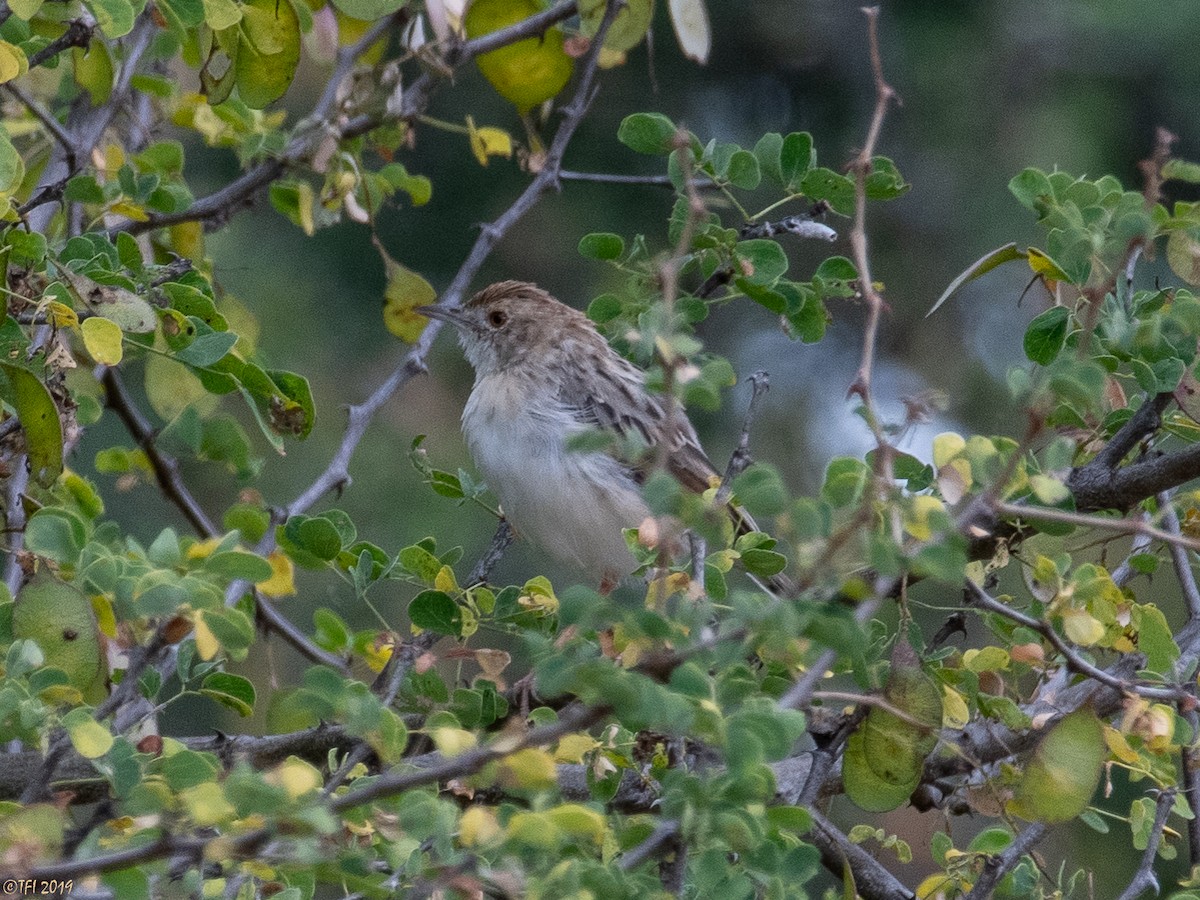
[667,0,711,64]
[108,199,149,222]
[1103,725,1141,764]
[430,726,477,757]
[465,116,513,166]
[518,575,558,612]
[66,715,114,758]
[46,301,78,327]
[379,243,436,343]
[90,593,117,638]
[459,805,500,846]
[1026,247,1070,283]
[498,747,558,790]
[903,495,945,541]
[186,537,223,560]
[941,685,970,729]
[194,610,219,660]
[257,550,296,598]
[546,803,605,841]
[0,40,27,84]
[264,756,322,798]
[1061,608,1105,646]
[554,733,599,764]
[80,316,124,365]
[180,782,236,827]
[932,431,965,468]
[435,564,458,593]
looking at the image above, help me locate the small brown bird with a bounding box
[422,281,787,592]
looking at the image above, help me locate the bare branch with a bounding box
[844,5,899,453]
[739,216,837,242]
[618,820,681,873]
[1159,491,1200,619]
[4,82,74,157]
[25,19,92,70]
[1115,789,1176,900]
[715,370,770,504]
[102,368,218,538]
[994,499,1200,554]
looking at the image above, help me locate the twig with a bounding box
[102,368,217,537]
[1087,392,1171,472]
[1183,708,1200,867]
[1159,491,1200,619]
[1110,512,1153,587]
[25,19,92,69]
[1115,788,1176,900]
[809,690,938,732]
[963,823,1048,900]
[2,462,29,595]
[966,580,1185,701]
[844,5,898,454]
[4,82,74,158]
[776,594,884,710]
[467,519,514,585]
[559,170,673,186]
[714,370,769,505]
[993,499,1200,554]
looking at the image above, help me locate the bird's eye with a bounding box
[488,310,508,328]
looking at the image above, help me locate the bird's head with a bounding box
[421,281,580,375]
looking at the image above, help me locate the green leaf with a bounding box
[578,0,652,52]
[266,369,315,439]
[578,233,625,261]
[587,293,622,323]
[927,243,1026,318]
[799,167,854,214]
[398,544,441,582]
[741,548,787,577]
[174,327,238,367]
[735,239,788,284]
[726,150,761,190]
[84,0,135,38]
[204,550,273,582]
[200,672,256,716]
[780,132,813,189]
[408,590,460,636]
[732,463,788,517]
[617,112,679,155]
[753,133,783,187]
[1023,306,1069,365]
[1009,167,1054,211]
[0,363,63,485]
[0,126,23,194]
[201,0,241,29]
[64,707,114,758]
[235,0,301,109]
[290,516,342,562]
[1009,708,1104,823]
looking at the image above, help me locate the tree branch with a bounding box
[963,823,1047,900]
[807,808,915,900]
[25,18,93,70]
[1115,789,1176,900]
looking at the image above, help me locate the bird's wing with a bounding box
[556,351,719,492]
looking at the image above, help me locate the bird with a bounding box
[420,280,790,594]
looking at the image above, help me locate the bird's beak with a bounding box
[417,303,469,329]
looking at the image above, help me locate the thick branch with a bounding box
[807,809,915,900]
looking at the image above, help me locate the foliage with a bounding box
[0,2,1198,899]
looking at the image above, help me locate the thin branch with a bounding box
[844,5,898,454]
[966,580,1185,702]
[25,18,92,69]
[102,368,218,537]
[467,519,514,585]
[809,690,938,732]
[1115,788,1176,900]
[4,82,74,157]
[1159,491,1200,619]
[994,499,1200,554]
[559,170,672,186]
[715,370,769,505]
[1088,393,1171,471]
[963,823,1048,900]
[1110,511,1154,587]
[776,594,884,711]
[1183,708,1200,867]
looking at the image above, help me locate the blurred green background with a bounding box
[77,0,1200,889]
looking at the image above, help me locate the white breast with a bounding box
[462,372,646,580]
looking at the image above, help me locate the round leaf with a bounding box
[80,316,124,365]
